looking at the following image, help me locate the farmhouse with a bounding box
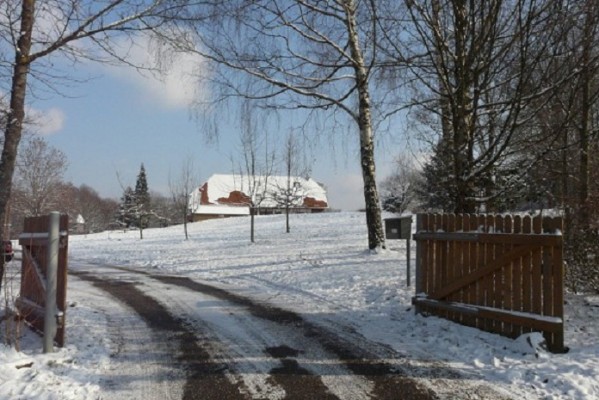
[189,174,328,222]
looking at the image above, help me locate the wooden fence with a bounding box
[16,215,69,347]
[412,213,565,353]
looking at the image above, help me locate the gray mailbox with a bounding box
[385,216,412,240]
[384,216,413,287]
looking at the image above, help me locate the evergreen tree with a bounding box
[134,164,151,229]
[117,186,137,228]
[417,142,457,212]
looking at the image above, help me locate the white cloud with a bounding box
[104,33,205,109]
[28,107,65,135]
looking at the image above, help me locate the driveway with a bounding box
[69,264,509,400]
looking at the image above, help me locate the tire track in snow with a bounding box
[70,270,246,400]
[69,273,184,400]
[149,274,437,399]
[74,264,511,399]
[136,274,372,399]
[147,272,512,400]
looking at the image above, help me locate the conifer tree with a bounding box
[134,164,151,230]
[117,187,137,229]
[135,164,151,216]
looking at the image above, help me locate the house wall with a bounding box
[190,214,248,223]
[303,197,328,208]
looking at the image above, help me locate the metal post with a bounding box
[406,237,411,287]
[44,212,60,353]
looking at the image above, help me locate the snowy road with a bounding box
[69,263,508,400]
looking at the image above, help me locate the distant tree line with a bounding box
[7,136,117,237]
[7,139,186,239]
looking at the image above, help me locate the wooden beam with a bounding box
[413,298,562,333]
[429,245,537,300]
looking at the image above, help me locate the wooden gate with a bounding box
[412,214,565,353]
[16,215,69,347]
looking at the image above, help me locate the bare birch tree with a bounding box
[166,0,387,249]
[236,102,276,243]
[276,132,309,234]
[169,156,199,240]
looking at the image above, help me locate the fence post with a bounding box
[43,211,60,353]
[406,236,411,287]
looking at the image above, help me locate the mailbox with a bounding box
[385,216,414,287]
[385,216,412,240]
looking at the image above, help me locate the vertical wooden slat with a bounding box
[512,215,523,337]
[553,218,565,352]
[470,214,481,327]
[539,216,558,350]
[421,214,430,301]
[436,214,447,318]
[451,214,463,322]
[541,217,558,318]
[474,214,485,329]
[421,214,430,295]
[542,237,554,346]
[425,213,434,298]
[430,213,440,316]
[415,214,424,301]
[57,215,69,347]
[481,215,494,331]
[461,214,474,326]
[531,216,543,317]
[428,214,435,297]
[440,214,449,291]
[493,215,505,334]
[415,214,426,315]
[432,214,439,289]
[503,215,513,336]
[445,214,455,322]
[521,216,533,334]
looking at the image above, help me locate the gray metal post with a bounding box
[406,237,411,287]
[44,212,60,353]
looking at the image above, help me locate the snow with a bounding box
[2,211,599,399]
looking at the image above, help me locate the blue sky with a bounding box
[29,50,406,211]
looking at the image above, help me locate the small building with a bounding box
[71,214,86,234]
[189,174,328,222]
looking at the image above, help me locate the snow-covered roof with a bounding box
[189,174,328,213]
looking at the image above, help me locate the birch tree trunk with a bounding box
[0,0,35,293]
[345,0,385,249]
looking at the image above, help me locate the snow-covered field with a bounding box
[1,212,599,399]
